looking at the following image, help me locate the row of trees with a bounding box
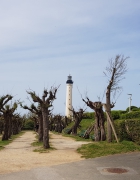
[20,87,59,148]
[82,55,128,142]
[63,55,128,143]
[0,55,128,148]
[0,95,24,140]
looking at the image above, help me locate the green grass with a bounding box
[63,118,94,140]
[77,140,140,158]
[33,146,55,153]
[31,134,55,153]
[31,140,43,147]
[0,131,25,150]
[80,119,94,130]
[63,133,92,142]
[63,118,140,158]
[64,119,94,132]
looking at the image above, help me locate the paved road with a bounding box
[0,152,139,180]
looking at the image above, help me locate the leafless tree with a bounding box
[27,86,59,149]
[50,114,65,133]
[67,108,85,135]
[83,98,106,141]
[104,55,128,142]
[0,95,18,140]
[0,113,4,134]
[21,103,43,142]
[12,113,24,135]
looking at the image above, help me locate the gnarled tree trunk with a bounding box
[42,107,50,148]
[67,108,84,135]
[83,99,106,141]
[38,114,43,142]
[2,114,9,140]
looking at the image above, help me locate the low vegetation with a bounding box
[31,134,55,153]
[0,131,25,150]
[77,140,140,159]
[62,108,140,158]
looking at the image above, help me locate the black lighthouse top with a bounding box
[66,75,73,84]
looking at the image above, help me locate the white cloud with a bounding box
[0,0,140,114]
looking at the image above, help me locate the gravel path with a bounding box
[0,131,89,174]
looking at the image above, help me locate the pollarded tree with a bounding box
[104,55,128,142]
[0,95,18,140]
[0,95,12,140]
[0,95,13,110]
[0,113,4,134]
[21,103,43,142]
[67,108,85,135]
[83,98,106,141]
[51,114,65,133]
[27,86,59,149]
[12,113,24,135]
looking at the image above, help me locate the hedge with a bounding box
[125,119,140,145]
[83,112,94,119]
[120,111,140,119]
[114,119,140,145]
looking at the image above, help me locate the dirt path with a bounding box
[0,131,89,174]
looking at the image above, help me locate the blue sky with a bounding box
[0,0,140,115]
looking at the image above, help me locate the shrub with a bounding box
[111,111,120,120]
[23,119,34,130]
[126,106,139,112]
[125,119,140,145]
[83,112,94,119]
[132,108,140,111]
[114,119,140,145]
[120,111,140,119]
[114,120,129,141]
[119,110,127,114]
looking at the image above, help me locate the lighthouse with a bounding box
[65,75,73,117]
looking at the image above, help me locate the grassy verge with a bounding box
[0,131,25,150]
[63,118,140,158]
[77,140,140,158]
[63,133,92,142]
[62,132,140,158]
[31,134,55,153]
[62,118,94,141]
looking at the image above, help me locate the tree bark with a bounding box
[106,68,116,142]
[42,107,50,149]
[83,99,106,141]
[2,115,9,140]
[38,114,43,142]
[69,109,84,135]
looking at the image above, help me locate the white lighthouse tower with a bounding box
[65,75,73,117]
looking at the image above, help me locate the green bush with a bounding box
[111,111,120,120]
[132,108,140,111]
[114,120,129,141]
[120,111,140,119]
[114,119,140,145]
[125,119,140,145]
[83,112,94,119]
[119,110,127,114]
[111,110,128,120]
[23,119,34,130]
[126,106,139,112]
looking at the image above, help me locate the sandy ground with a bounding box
[0,131,89,174]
